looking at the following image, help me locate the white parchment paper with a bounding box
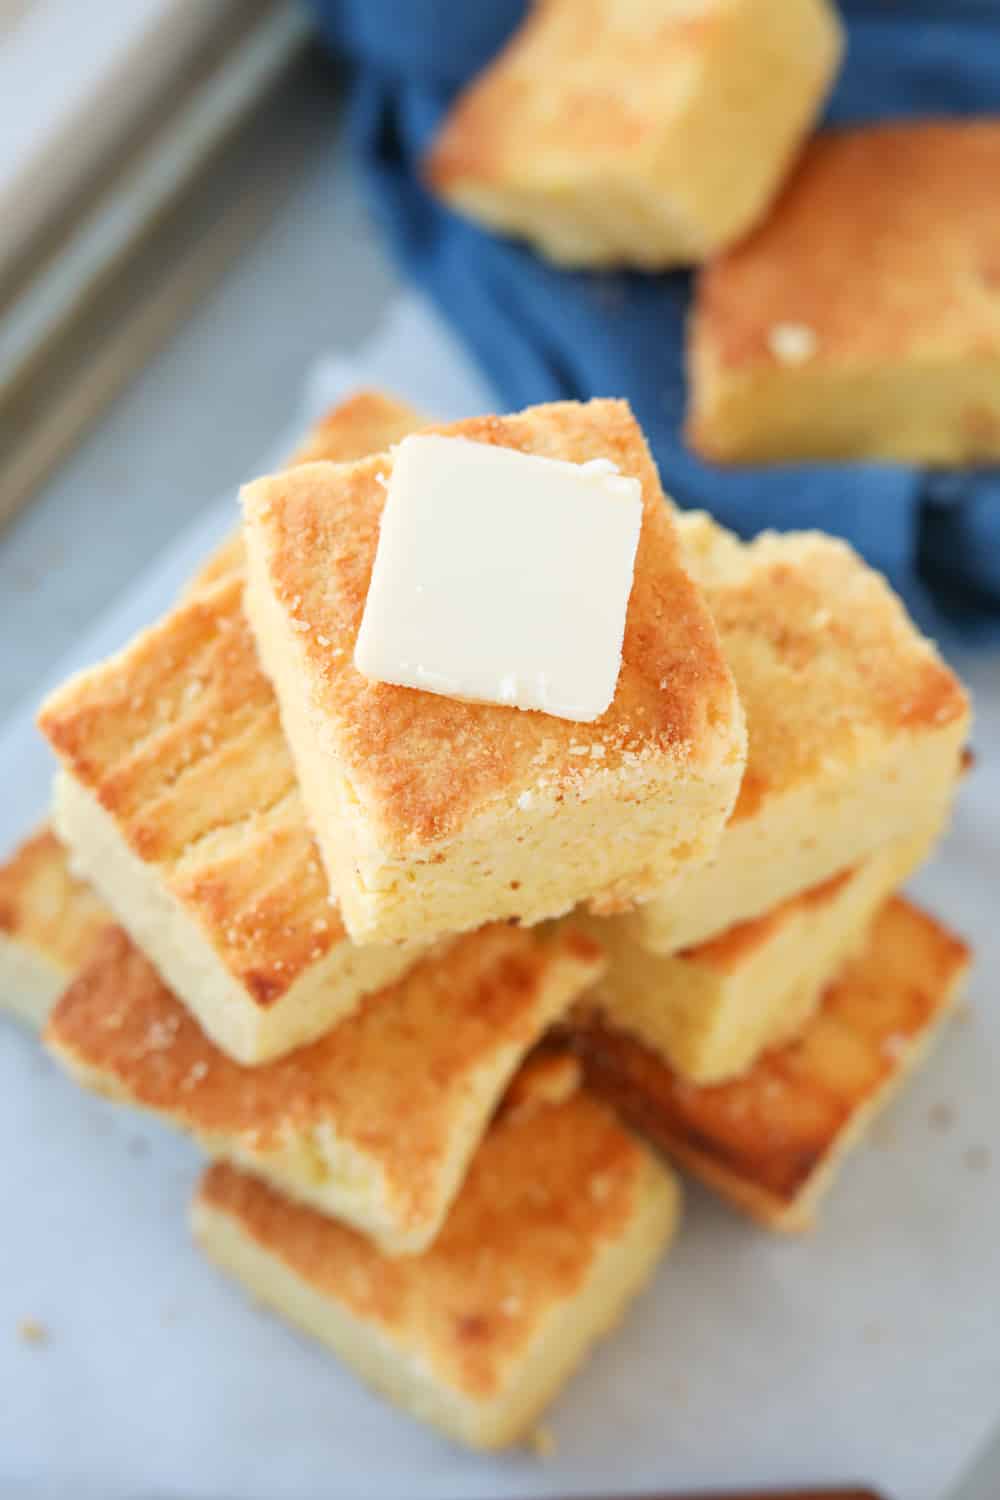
[1,295,998,1500]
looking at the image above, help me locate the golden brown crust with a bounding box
[426,0,720,193]
[677,513,970,823]
[243,400,741,848]
[692,121,1000,375]
[0,825,109,972]
[40,577,334,1004]
[47,923,604,1236]
[425,0,841,270]
[573,896,970,1218]
[289,391,425,467]
[37,393,427,1008]
[196,1082,649,1402]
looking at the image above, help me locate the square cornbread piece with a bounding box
[629,512,969,955]
[38,396,428,1065]
[0,825,109,1029]
[191,1057,680,1450]
[574,897,970,1231]
[582,828,934,1085]
[242,400,746,945]
[424,0,842,269]
[47,922,604,1254]
[689,120,1000,463]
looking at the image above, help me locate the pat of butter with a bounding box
[354,434,642,722]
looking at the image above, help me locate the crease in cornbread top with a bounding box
[0,824,109,969]
[47,922,606,1240]
[426,0,734,188]
[195,1077,657,1404]
[695,120,1000,370]
[242,400,742,851]
[676,511,969,823]
[36,391,427,1009]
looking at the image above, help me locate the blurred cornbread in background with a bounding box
[687,119,1000,464]
[425,0,843,268]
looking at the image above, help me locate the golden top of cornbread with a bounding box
[427,0,730,189]
[576,896,970,1211]
[0,825,108,971]
[243,400,742,849]
[676,511,969,823]
[683,866,856,973]
[37,393,429,1009]
[40,577,341,1007]
[693,120,1000,373]
[195,1077,653,1403]
[48,922,605,1240]
[291,390,424,466]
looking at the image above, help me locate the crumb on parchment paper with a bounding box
[17,1318,48,1346]
[529,1424,557,1458]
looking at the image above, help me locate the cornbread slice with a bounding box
[38,397,429,1065]
[46,923,605,1254]
[242,400,746,945]
[0,825,109,1028]
[191,1062,680,1449]
[582,830,934,1085]
[425,0,842,269]
[688,120,1000,463]
[574,897,970,1230]
[630,512,969,954]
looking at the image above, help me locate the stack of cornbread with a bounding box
[0,390,970,1453]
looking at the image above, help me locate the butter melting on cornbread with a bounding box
[192,1053,680,1450]
[242,399,746,946]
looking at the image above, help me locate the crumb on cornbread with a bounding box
[37,394,430,1065]
[574,896,971,1231]
[46,922,605,1254]
[191,1071,680,1449]
[688,119,1000,463]
[242,399,746,946]
[629,511,969,954]
[581,829,935,1085]
[425,0,842,269]
[0,825,109,1030]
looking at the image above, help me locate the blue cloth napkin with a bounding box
[312,0,1000,644]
